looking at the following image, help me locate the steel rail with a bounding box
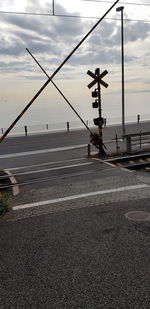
[0,0,119,144]
[104,153,150,169]
[26,48,93,135]
[0,170,94,189]
[0,165,117,190]
[0,162,93,179]
[1,159,150,191]
[105,152,150,163]
[124,161,150,169]
[1,152,150,183]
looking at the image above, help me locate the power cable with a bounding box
[0,11,150,23]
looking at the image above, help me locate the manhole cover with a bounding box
[125,211,150,222]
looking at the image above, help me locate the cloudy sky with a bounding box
[0,0,150,128]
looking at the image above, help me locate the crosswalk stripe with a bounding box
[13,184,148,211]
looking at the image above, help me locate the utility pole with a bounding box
[52,0,55,15]
[116,6,125,137]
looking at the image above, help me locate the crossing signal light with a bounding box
[93,117,104,126]
[93,118,99,126]
[92,89,98,97]
[92,101,98,108]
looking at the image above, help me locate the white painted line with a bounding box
[7,157,86,171]
[13,183,148,211]
[0,144,86,159]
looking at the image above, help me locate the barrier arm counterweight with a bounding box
[0,0,119,144]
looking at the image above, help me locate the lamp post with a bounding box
[116,6,125,137]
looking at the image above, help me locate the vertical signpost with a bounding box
[87,68,108,156]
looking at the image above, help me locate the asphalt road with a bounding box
[0,121,150,155]
[1,198,150,308]
[0,122,150,308]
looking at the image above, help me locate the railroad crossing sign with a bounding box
[87,67,108,156]
[87,69,108,89]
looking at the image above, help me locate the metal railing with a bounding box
[123,131,150,152]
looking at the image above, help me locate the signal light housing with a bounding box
[92,101,98,108]
[92,90,98,98]
[93,117,104,126]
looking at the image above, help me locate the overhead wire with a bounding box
[0,0,149,21]
[0,11,150,23]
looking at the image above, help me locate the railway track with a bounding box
[0,158,103,191]
[105,152,150,170]
[1,153,150,194]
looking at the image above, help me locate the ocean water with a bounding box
[1,114,150,137]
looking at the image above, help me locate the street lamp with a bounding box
[116,6,125,137]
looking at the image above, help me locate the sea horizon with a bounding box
[1,113,150,138]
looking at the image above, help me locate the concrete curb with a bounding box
[2,170,19,196]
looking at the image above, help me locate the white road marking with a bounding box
[6,162,93,177]
[13,183,149,211]
[0,144,86,159]
[6,157,86,171]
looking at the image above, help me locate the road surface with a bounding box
[0,122,150,308]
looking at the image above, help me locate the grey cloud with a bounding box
[69,48,136,66]
[0,54,60,74]
[0,31,56,57]
[0,34,25,56]
[88,22,118,47]
[21,74,47,80]
[2,2,83,41]
[0,60,35,73]
[2,14,55,38]
[88,18,150,49]
[0,1,150,73]
[15,30,60,55]
[125,22,150,42]
[0,2,84,60]
[25,0,46,13]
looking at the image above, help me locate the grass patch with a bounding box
[0,191,9,216]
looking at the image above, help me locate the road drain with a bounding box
[125,211,150,222]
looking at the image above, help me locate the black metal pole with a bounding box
[121,8,125,137]
[97,69,101,135]
[96,68,106,156]
[116,6,125,137]
[0,0,120,143]
[52,0,55,15]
